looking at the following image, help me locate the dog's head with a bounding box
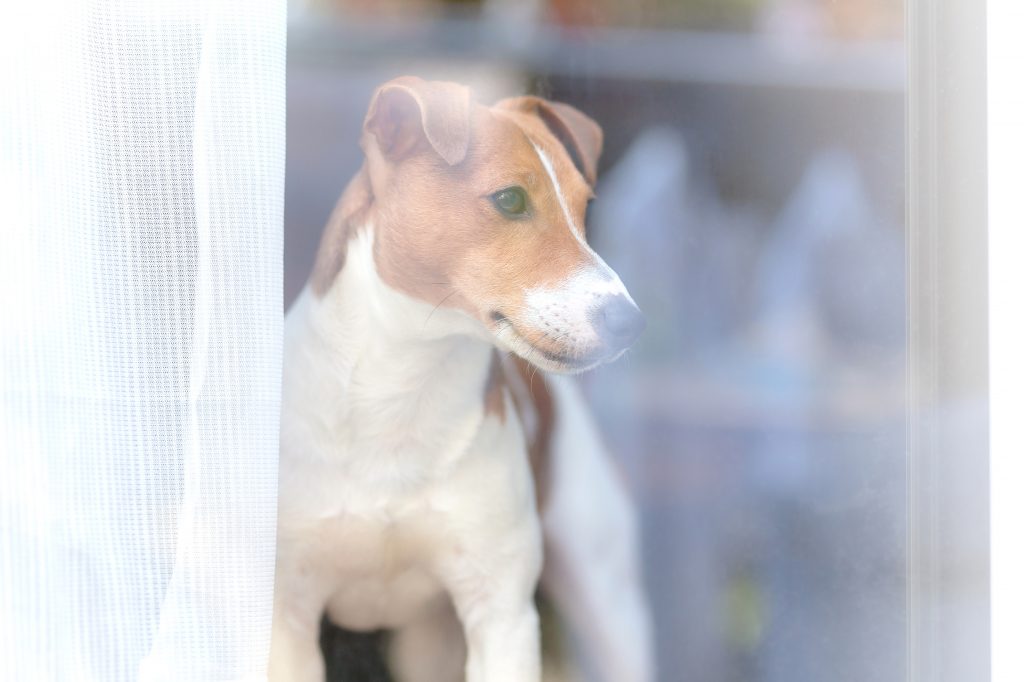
[323,76,644,374]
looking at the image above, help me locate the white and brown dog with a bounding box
[272,76,652,682]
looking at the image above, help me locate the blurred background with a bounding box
[284,1,909,680]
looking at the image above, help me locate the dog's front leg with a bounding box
[458,591,541,682]
[439,529,543,682]
[268,588,326,682]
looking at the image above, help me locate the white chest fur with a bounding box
[276,229,539,633]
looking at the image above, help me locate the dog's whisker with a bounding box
[424,290,458,327]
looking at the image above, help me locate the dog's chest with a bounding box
[305,487,449,630]
[279,386,532,630]
[279,297,538,630]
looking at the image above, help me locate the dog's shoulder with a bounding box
[310,167,373,296]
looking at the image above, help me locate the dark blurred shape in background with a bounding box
[284,1,925,681]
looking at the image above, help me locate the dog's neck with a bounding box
[286,224,498,471]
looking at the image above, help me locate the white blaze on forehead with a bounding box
[529,140,633,303]
[531,141,586,239]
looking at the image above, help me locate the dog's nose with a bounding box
[594,295,646,353]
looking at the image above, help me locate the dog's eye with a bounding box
[491,187,528,217]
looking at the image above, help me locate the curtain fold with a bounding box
[0,1,285,679]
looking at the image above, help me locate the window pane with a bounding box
[282,1,984,680]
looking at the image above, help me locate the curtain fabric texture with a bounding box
[0,1,285,679]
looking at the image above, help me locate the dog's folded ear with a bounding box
[363,76,472,166]
[496,96,604,186]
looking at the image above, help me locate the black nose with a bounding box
[594,295,646,353]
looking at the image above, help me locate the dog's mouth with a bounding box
[488,310,598,372]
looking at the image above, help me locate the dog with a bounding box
[271,76,653,682]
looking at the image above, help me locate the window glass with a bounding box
[284,2,911,680]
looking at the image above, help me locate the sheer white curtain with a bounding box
[0,1,285,680]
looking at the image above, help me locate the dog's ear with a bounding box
[497,96,603,186]
[363,77,471,166]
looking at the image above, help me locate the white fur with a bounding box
[273,173,653,681]
[272,228,542,682]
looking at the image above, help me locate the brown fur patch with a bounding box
[310,166,372,297]
[483,350,506,421]
[495,96,604,187]
[364,77,471,167]
[508,356,555,512]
